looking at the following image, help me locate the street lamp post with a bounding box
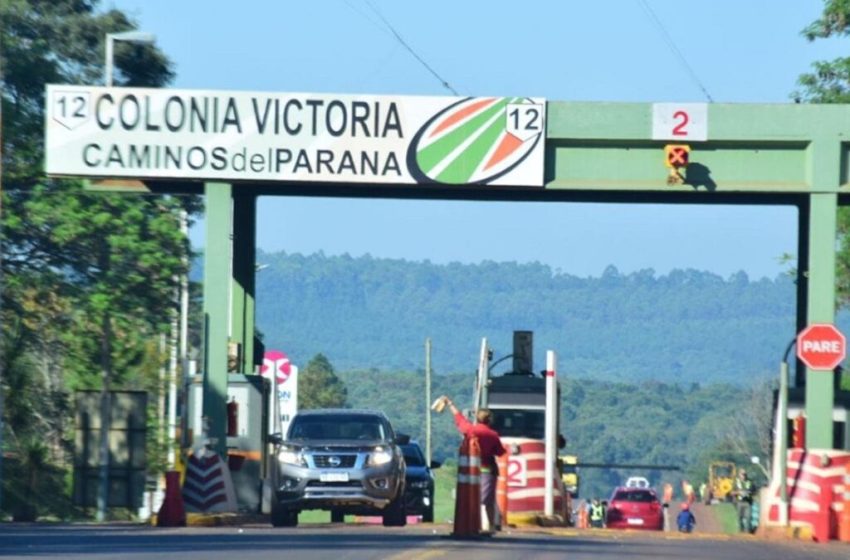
[96,30,157,523]
[774,338,796,526]
[105,31,156,86]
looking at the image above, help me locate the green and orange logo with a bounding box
[407,97,544,185]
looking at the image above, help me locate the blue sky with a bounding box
[108,0,846,279]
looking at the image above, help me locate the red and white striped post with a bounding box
[839,462,850,543]
[813,477,833,542]
[452,436,482,537]
[544,350,557,517]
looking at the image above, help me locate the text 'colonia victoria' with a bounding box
[94,94,404,137]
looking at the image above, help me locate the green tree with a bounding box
[796,0,850,305]
[1,0,191,518]
[299,354,348,409]
[796,0,850,104]
[795,0,850,391]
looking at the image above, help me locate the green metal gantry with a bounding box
[202,101,848,456]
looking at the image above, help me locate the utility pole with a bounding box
[167,294,178,469]
[425,338,432,466]
[158,334,167,455]
[0,35,5,514]
[776,338,795,526]
[176,208,189,467]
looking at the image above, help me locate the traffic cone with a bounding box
[839,463,850,543]
[452,436,481,537]
[496,451,509,527]
[662,483,673,505]
[813,478,833,542]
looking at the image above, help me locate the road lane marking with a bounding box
[384,546,447,560]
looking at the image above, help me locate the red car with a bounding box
[605,487,664,530]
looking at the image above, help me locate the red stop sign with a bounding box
[797,324,846,370]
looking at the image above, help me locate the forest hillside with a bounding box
[253,250,811,384]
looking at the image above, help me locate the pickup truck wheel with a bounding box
[382,495,407,527]
[330,509,345,523]
[271,503,298,527]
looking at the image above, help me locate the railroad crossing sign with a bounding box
[797,324,846,371]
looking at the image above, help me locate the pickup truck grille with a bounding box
[313,455,357,468]
[306,481,363,488]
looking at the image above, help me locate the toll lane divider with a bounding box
[182,450,238,513]
[765,449,850,542]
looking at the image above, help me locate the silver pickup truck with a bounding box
[268,409,408,527]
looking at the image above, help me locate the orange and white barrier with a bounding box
[839,462,850,543]
[766,449,850,541]
[577,502,589,528]
[452,436,481,537]
[182,450,238,513]
[662,483,673,505]
[496,451,509,525]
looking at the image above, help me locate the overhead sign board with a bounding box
[797,323,846,371]
[45,85,546,187]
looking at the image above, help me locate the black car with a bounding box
[401,442,440,522]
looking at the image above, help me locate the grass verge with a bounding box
[712,503,741,534]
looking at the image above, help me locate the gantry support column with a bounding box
[804,139,840,449]
[203,182,232,457]
[231,193,257,375]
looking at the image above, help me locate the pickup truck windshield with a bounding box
[288,414,386,441]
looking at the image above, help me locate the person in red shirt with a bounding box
[443,396,506,532]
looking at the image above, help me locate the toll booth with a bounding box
[187,374,269,511]
[786,387,850,450]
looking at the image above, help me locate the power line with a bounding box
[637,0,714,103]
[343,0,389,37]
[362,0,459,96]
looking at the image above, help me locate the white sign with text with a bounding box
[46,85,546,187]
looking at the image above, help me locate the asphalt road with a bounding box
[1,523,848,560]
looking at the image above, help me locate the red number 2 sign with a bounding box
[652,103,707,141]
[507,456,527,487]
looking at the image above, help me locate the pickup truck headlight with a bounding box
[367,448,393,466]
[278,447,306,467]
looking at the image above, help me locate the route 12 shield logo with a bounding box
[407,97,544,185]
